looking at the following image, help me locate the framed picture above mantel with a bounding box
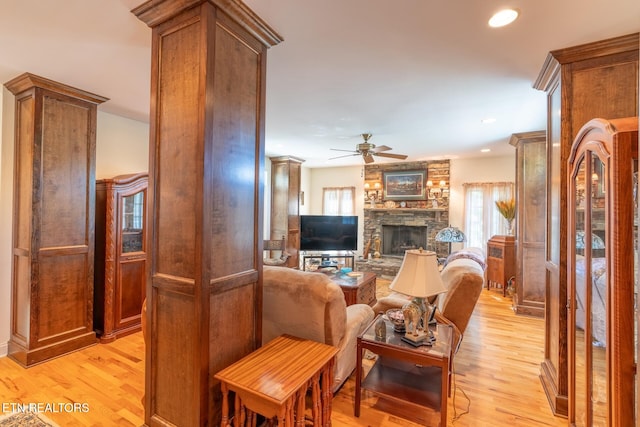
[382,170,427,201]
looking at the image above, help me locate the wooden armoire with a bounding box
[133,1,281,425]
[509,131,546,317]
[270,156,304,268]
[5,73,108,366]
[94,173,148,343]
[534,32,639,416]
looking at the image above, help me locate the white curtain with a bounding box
[322,187,355,215]
[463,182,514,249]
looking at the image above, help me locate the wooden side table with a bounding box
[215,334,338,427]
[329,271,377,306]
[355,315,453,427]
[486,235,516,296]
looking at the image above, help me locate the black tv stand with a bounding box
[320,260,338,268]
[302,252,355,271]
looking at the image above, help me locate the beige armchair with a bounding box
[262,266,375,392]
[372,248,485,352]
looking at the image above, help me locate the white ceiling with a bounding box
[1,0,638,168]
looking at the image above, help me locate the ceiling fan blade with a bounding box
[372,145,391,153]
[329,153,361,160]
[363,153,375,163]
[330,148,358,153]
[375,152,408,160]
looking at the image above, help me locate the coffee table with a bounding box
[355,314,453,426]
[329,271,377,306]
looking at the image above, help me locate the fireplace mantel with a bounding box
[365,208,446,212]
[365,207,446,221]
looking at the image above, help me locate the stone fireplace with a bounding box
[382,225,428,257]
[356,207,449,277]
[355,160,451,278]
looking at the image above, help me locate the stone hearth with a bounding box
[355,257,403,280]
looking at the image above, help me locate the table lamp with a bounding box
[435,225,465,256]
[389,248,447,345]
[575,230,605,249]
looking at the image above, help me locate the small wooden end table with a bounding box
[215,334,339,427]
[330,271,377,306]
[355,314,453,426]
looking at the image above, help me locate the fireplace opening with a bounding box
[382,225,428,257]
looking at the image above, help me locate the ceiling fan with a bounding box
[329,133,408,164]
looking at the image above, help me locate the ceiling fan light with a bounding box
[489,9,519,28]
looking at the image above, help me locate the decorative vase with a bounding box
[507,219,515,235]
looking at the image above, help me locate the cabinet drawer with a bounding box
[357,281,377,306]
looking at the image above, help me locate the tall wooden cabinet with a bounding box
[95,173,148,343]
[534,32,638,416]
[567,117,637,426]
[133,1,281,425]
[270,156,304,268]
[486,235,516,296]
[509,131,546,317]
[5,73,108,366]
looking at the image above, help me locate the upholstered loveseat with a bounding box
[262,266,375,392]
[372,247,486,351]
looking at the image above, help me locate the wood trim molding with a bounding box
[4,72,109,104]
[132,0,283,47]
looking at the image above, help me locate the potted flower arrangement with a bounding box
[495,198,516,235]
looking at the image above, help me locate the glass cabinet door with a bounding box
[121,190,145,253]
[589,155,607,427]
[571,155,588,426]
[570,151,609,427]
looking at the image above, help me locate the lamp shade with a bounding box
[389,249,447,298]
[435,225,465,243]
[575,231,605,249]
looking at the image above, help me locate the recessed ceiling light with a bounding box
[481,148,491,153]
[481,118,497,124]
[489,9,519,28]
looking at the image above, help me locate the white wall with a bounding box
[449,154,516,250]
[96,112,149,179]
[0,99,149,357]
[0,88,12,357]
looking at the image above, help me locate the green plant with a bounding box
[495,198,516,220]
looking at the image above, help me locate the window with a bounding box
[463,182,514,249]
[322,187,355,215]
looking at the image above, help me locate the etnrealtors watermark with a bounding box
[2,402,89,413]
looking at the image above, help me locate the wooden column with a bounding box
[270,156,304,268]
[5,73,107,366]
[133,1,281,425]
[509,131,546,317]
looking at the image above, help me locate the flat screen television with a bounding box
[300,215,358,251]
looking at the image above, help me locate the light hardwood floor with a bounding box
[0,288,566,426]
